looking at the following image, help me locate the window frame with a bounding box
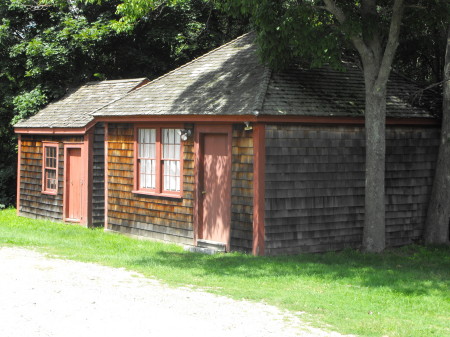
[133,125,184,198]
[42,142,59,195]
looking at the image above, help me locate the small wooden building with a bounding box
[14,78,148,226]
[15,33,441,255]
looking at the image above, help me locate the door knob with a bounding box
[201,191,206,194]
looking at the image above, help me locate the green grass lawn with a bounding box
[0,208,449,337]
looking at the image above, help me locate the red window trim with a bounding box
[42,142,59,195]
[133,125,184,198]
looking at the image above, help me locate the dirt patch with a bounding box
[0,247,350,337]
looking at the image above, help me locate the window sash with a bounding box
[138,129,156,190]
[161,129,181,192]
[42,144,58,193]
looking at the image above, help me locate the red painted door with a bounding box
[66,148,82,221]
[201,133,231,245]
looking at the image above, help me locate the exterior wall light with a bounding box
[178,129,192,141]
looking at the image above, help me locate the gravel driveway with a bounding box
[0,247,350,337]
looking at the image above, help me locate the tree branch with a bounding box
[322,0,372,60]
[375,0,404,88]
[361,0,382,67]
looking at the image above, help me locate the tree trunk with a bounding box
[425,25,450,245]
[363,87,387,252]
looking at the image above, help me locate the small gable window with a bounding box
[42,143,58,194]
[134,127,182,197]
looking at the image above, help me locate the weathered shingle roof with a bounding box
[263,65,438,118]
[14,78,148,128]
[93,33,437,120]
[94,33,266,117]
[17,33,437,128]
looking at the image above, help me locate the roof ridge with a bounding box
[85,77,148,85]
[253,67,272,115]
[139,32,254,89]
[92,32,255,115]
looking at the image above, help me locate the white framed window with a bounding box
[42,142,58,194]
[134,127,182,197]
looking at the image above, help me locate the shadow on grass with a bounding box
[1,208,448,299]
[131,245,450,297]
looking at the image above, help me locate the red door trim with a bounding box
[253,124,266,255]
[194,125,232,251]
[63,144,88,225]
[85,131,94,226]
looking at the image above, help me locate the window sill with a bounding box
[132,190,182,199]
[41,190,57,196]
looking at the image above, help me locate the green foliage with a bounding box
[11,87,47,124]
[1,208,449,337]
[396,0,449,85]
[221,0,345,69]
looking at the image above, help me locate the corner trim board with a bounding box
[104,123,109,230]
[16,135,22,215]
[253,124,266,256]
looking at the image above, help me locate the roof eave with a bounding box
[14,120,97,135]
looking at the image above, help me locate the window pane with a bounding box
[163,143,169,159]
[163,160,180,192]
[48,178,56,190]
[46,169,56,190]
[146,159,152,176]
[140,159,146,174]
[144,142,149,158]
[163,161,169,190]
[140,173,146,188]
[150,129,156,143]
[139,159,155,189]
[149,142,155,158]
[47,169,56,179]
[139,129,145,144]
[139,160,146,188]
[45,146,57,169]
[162,129,181,160]
[139,129,156,159]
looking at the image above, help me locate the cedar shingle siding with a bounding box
[19,135,83,221]
[92,123,105,226]
[106,123,195,244]
[231,126,254,252]
[385,127,440,246]
[105,123,256,249]
[264,125,439,255]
